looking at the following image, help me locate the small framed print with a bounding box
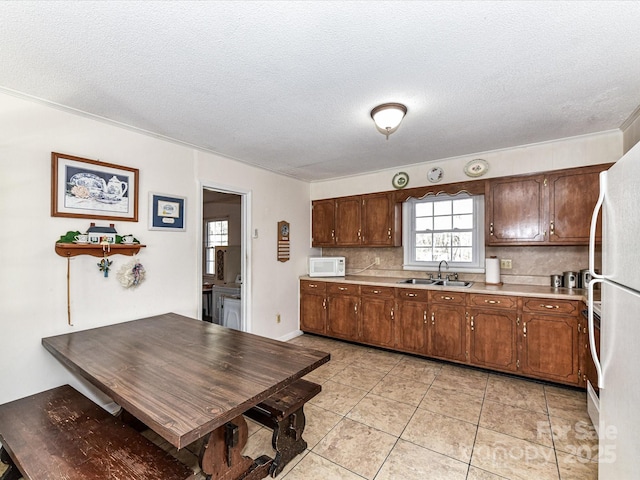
[148,192,186,231]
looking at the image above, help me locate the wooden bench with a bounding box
[245,378,321,477]
[0,385,196,480]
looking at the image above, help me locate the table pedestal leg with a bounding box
[0,447,21,480]
[199,415,272,480]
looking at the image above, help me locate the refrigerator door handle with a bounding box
[589,171,607,280]
[588,278,604,388]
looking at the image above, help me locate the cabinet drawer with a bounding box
[300,280,326,294]
[468,294,518,310]
[522,297,578,315]
[396,288,429,302]
[361,285,394,298]
[327,283,361,295]
[429,290,466,305]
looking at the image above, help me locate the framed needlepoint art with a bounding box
[149,192,186,231]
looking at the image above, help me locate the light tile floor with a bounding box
[0,334,598,480]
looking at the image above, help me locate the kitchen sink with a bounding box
[398,278,474,288]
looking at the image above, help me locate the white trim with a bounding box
[199,181,252,333]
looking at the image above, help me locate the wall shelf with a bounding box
[55,243,146,258]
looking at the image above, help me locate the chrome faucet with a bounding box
[438,260,449,279]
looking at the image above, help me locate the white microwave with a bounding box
[308,256,346,277]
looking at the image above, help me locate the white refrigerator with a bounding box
[588,141,640,479]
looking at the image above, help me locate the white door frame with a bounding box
[198,181,252,332]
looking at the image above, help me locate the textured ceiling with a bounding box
[2,1,640,181]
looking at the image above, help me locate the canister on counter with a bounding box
[550,274,562,288]
[563,271,577,289]
[579,269,591,289]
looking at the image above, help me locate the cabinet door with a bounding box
[335,196,362,245]
[486,175,547,244]
[469,309,518,372]
[327,294,360,341]
[362,193,400,246]
[428,304,467,362]
[361,296,395,348]
[520,313,580,385]
[548,166,604,244]
[396,300,428,355]
[311,199,336,247]
[300,281,326,335]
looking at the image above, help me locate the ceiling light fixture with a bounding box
[371,103,407,140]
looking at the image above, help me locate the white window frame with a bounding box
[204,218,229,275]
[402,193,486,273]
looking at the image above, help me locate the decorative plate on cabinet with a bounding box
[427,167,444,183]
[392,171,409,189]
[464,159,489,178]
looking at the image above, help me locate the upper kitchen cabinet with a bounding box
[311,193,401,247]
[548,164,609,244]
[486,174,547,245]
[486,164,611,246]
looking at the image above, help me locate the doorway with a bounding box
[201,184,250,331]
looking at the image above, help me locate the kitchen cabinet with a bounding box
[428,291,467,363]
[520,297,581,385]
[486,164,611,246]
[548,165,607,244]
[360,285,395,348]
[395,288,429,355]
[311,193,401,247]
[486,174,547,245]
[326,283,360,341]
[468,294,518,373]
[300,280,327,335]
[310,199,336,247]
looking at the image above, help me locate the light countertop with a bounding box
[300,275,590,303]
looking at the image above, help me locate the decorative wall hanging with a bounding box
[427,167,444,183]
[51,152,139,221]
[277,220,290,262]
[463,158,490,178]
[148,192,186,231]
[392,172,409,189]
[117,258,146,288]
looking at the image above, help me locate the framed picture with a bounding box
[51,152,139,222]
[149,192,186,231]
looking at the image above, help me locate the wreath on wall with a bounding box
[117,258,146,288]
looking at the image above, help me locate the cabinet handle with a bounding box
[471,316,475,331]
[441,295,454,301]
[354,303,358,315]
[390,309,394,321]
[484,299,500,304]
[357,229,361,239]
[431,312,435,325]
[338,287,347,291]
[406,293,418,298]
[323,298,326,309]
[372,290,381,294]
[540,304,559,309]
[331,229,335,239]
[423,311,427,324]
[308,284,318,288]
[550,221,555,235]
[523,322,527,337]
[516,316,520,326]
[490,223,494,236]
[388,227,392,239]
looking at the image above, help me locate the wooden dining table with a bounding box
[42,312,330,480]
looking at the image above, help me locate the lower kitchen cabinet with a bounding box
[428,291,467,363]
[395,288,429,355]
[300,280,327,335]
[520,298,581,385]
[360,286,395,348]
[468,294,519,373]
[326,283,360,341]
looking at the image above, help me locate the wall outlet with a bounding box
[276,313,281,324]
[374,257,380,265]
[500,259,513,269]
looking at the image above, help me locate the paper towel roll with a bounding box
[486,257,501,284]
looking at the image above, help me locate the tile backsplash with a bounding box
[322,245,599,287]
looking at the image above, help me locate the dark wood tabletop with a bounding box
[42,312,330,449]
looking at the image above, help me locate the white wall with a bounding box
[0,91,312,406]
[622,106,640,153]
[310,130,623,199]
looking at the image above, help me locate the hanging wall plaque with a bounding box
[277,220,290,262]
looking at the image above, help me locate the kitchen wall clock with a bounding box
[277,220,290,262]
